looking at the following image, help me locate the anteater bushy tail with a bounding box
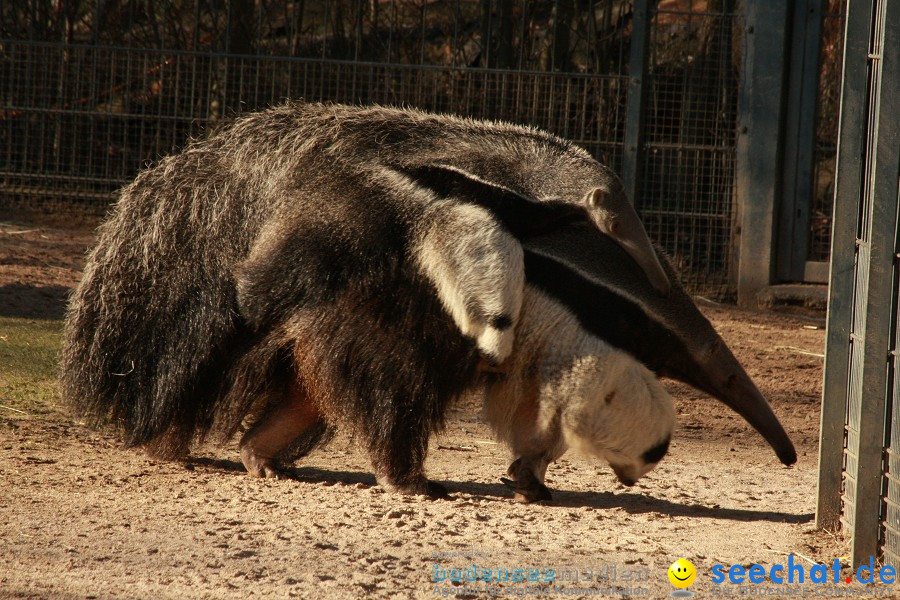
[60,131,276,458]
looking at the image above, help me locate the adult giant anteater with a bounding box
[62,102,794,498]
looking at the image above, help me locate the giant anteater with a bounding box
[62,102,794,498]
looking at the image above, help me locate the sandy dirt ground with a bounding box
[0,216,886,599]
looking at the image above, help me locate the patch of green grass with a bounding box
[0,316,66,420]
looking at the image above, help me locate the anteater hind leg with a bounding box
[240,379,321,479]
[375,453,449,499]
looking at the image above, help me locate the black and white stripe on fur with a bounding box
[521,222,796,466]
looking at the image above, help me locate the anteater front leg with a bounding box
[368,398,450,499]
[240,379,321,479]
[497,394,566,503]
[502,455,554,503]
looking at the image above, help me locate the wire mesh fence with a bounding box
[1,1,635,210]
[640,0,740,298]
[0,40,628,209]
[0,1,843,299]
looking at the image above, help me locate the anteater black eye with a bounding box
[641,435,670,464]
[490,314,513,330]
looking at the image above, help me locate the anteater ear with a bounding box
[582,186,671,297]
[585,188,604,209]
[400,164,588,240]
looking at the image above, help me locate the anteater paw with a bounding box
[380,477,451,499]
[500,476,553,503]
[424,480,451,499]
[240,447,294,480]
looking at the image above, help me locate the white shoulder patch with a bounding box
[413,202,524,362]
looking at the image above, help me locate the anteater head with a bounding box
[524,222,797,467]
[558,350,675,487]
[583,184,671,297]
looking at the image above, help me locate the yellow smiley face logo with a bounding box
[668,559,697,588]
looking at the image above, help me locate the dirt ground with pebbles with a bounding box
[0,214,886,599]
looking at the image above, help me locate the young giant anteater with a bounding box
[485,284,675,502]
[62,102,795,498]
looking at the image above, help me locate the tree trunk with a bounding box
[227,0,254,55]
[548,0,574,72]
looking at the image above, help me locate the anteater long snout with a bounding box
[687,342,797,465]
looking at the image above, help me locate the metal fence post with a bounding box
[817,0,871,534]
[621,0,652,208]
[876,0,900,568]
[820,0,900,567]
[847,0,900,567]
[735,0,791,306]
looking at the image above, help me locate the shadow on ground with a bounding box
[184,457,812,524]
[0,283,72,320]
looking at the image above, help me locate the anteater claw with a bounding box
[500,476,552,503]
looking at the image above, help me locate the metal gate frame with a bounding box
[817,0,900,568]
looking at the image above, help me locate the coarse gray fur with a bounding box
[270,102,670,296]
[62,101,793,499]
[62,101,613,495]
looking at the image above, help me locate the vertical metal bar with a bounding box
[849,0,900,567]
[518,1,528,70]
[322,0,329,60]
[453,0,460,68]
[735,0,792,306]
[621,0,651,207]
[93,1,100,45]
[486,0,494,68]
[818,0,873,534]
[419,1,427,65]
[387,0,394,64]
[225,1,232,54]
[550,0,558,71]
[193,0,201,50]
[353,2,362,62]
[587,0,597,72]
[777,0,825,282]
[257,0,264,54]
